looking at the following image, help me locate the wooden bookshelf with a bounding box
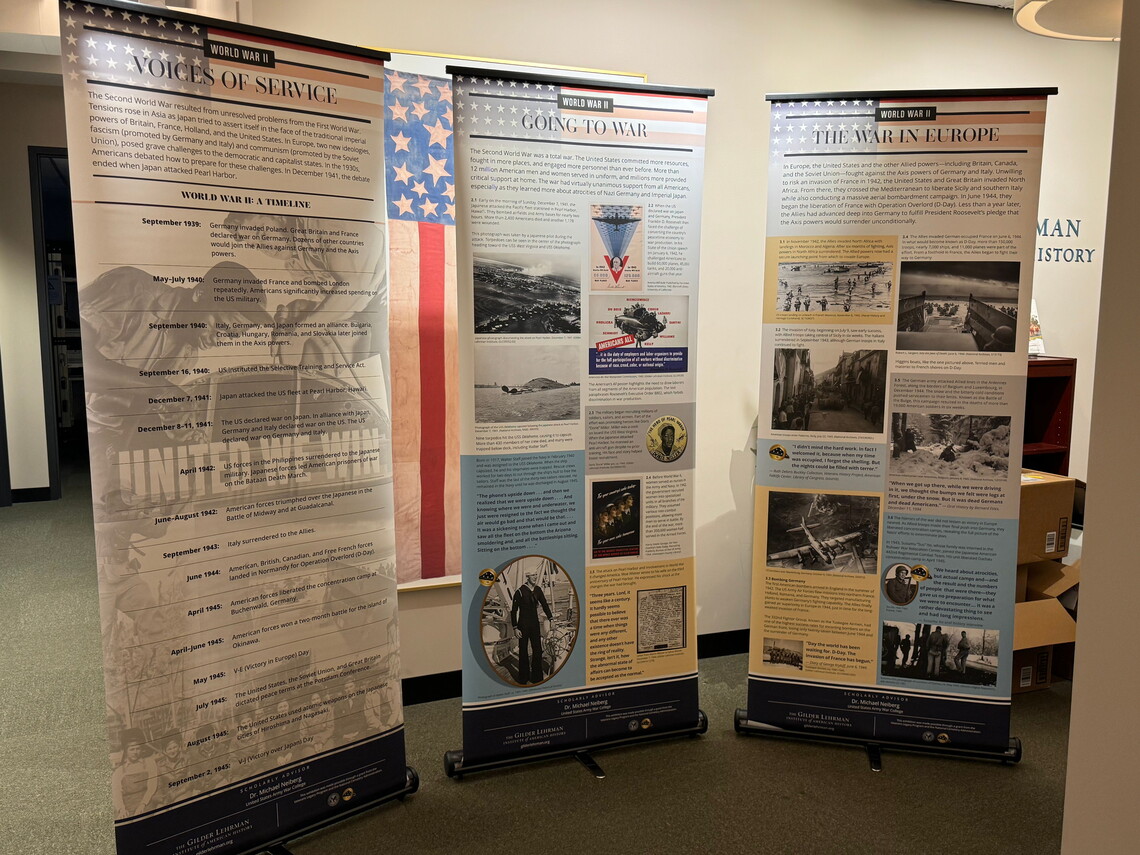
[1024,355,1076,476]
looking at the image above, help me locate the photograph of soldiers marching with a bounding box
[772,343,887,433]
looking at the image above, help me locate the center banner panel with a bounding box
[746,88,1052,753]
[451,70,711,766]
[58,2,411,852]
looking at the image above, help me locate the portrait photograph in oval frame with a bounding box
[479,555,580,687]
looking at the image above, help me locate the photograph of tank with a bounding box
[896,261,1020,352]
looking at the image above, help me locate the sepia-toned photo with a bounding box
[479,556,579,687]
[883,562,920,605]
[896,261,1020,352]
[762,637,804,671]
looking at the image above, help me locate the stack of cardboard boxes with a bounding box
[1014,469,1079,693]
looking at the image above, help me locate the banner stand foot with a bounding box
[575,750,606,778]
[866,743,883,772]
[444,711,708,780]
[734,709,1023,766]
[250,766,419,855]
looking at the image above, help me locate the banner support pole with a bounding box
[733,709,1021,766]
[444,711,707,779]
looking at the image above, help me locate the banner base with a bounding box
[444,711,708,779]
[733,709,1022,767]
[246,766,419,855]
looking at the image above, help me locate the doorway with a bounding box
[28,146,86,501]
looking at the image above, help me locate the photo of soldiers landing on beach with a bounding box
[896,261,1020,353]
[881,622,999,686]
[480,556,579,687]
[772,346,886,433]
[774,260,894,314]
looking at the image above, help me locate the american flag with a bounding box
[385,69,460,584]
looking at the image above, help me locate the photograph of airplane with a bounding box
[766,491,879,573]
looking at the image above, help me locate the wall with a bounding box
[0,81,66,491]
[1061,2,1140,851]
[252,0,1116,647]
[0,0,1119,657]
[0,1,1134,845]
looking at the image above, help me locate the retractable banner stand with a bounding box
[739,88,1055,763]
[447,69,712,776]
[59,2,415,852]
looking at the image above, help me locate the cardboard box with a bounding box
[1019,470,1076,564]
[1012,646,1055,693]
[1052,641,1077,681]
[1025,558,1080,610]
[1016,563,1030,603]
[1012,597,1077,693]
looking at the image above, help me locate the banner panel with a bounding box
[58,2,409,852]
[747,89,1052,752]
[452,70,710,766]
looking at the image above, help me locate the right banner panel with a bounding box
[746,89,1053,752]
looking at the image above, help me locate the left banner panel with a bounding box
[59,3,413,853]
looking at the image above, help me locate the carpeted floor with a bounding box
[0,463,1072,854]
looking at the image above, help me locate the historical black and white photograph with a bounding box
[479,555,579,687]
[474,344,580,423]
[881,622,999,686]
[766,491,880,573]
[473,251,581,334]
[772,344,887,433]
[592,479,640,559]
[883,562,920,605]
[890,413,1012,480]
[896,261,1020,352]
[773,260,894,314]
[762,637,804,671]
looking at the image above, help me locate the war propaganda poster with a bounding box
[746,89,1053,754]
[58,2,411,852]
[451,70,711,768]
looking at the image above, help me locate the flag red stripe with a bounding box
[417,221,448,577]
